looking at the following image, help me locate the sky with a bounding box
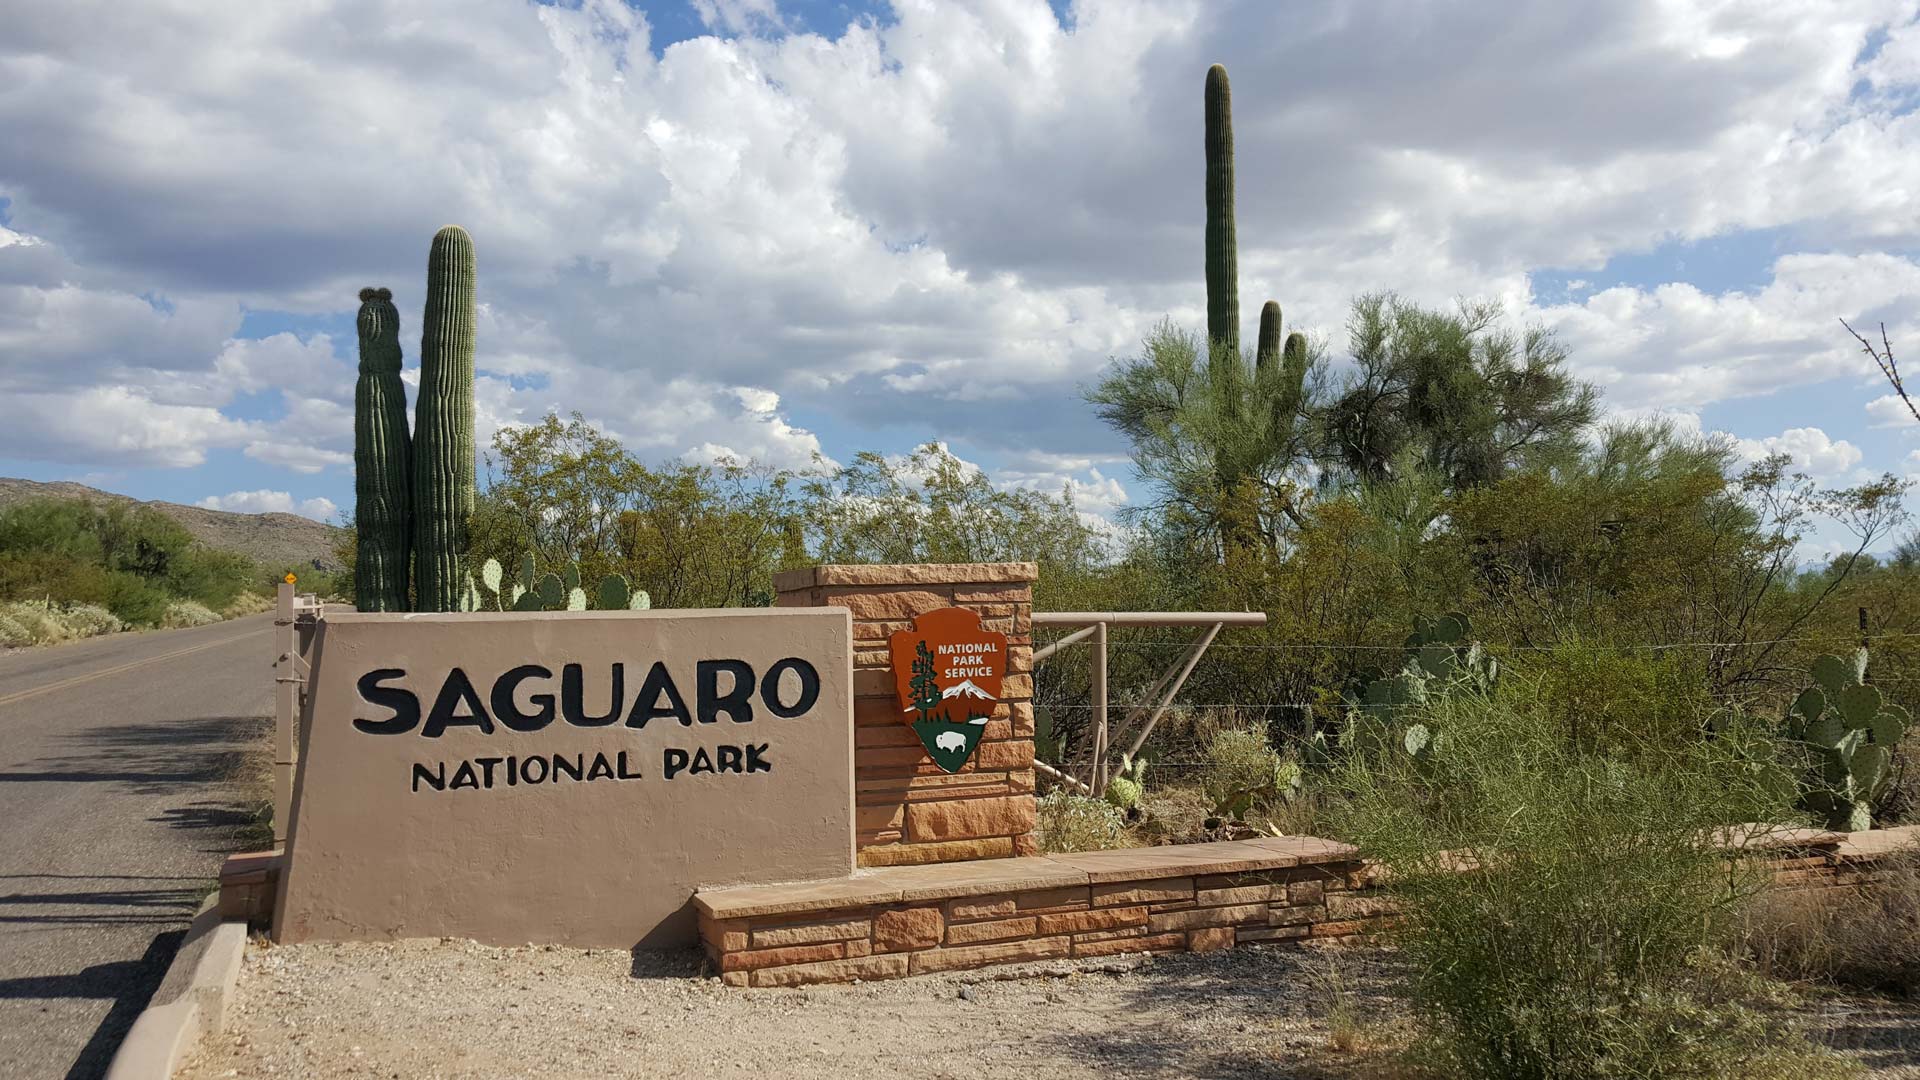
[2,0,1919,560]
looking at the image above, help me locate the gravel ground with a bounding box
[177,938,1920,1080]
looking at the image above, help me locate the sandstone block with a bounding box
[1197,884,1273,906]
[1288,879,1326,905]
[1270,903,1326,927]
[874,906,944,951]
[908,936,1069,974]
[722,941,845,973]
[699,915,748,953]
[1072,926,1148,945]
[750,916,871,949]
[749,953,911,987]
[1092,878,1194,907]
[858,836,1013,866]
[820,587,954,621]
[1070,931,1185,959]
[946,917,1036,945]
[976,740,1035,770]
[1149,903,1266,933]
[1188,927,1235,953]
[721,970,750,986]
[946,894,1017,921]
[1035,906,1147,936]
[906,795,1036,843]
[856,803,904,835]
[1017,886,1089,911]
[1238,925,1310,943]
[953,584,1031,603]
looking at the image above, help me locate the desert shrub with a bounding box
[160,600,221,629]
[0,605,52,647]
[1744,847,1920,996]
[61,604,124,637]
[1035,790,1128,852]
[1200,726,1283,809]
[1336,693,1836,1080]
[221,591,275,618]
[0,601,124,646]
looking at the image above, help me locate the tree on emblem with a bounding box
[910,640,941,720]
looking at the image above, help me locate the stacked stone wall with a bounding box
[773,563,1038,866]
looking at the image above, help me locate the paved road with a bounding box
[0,616,275,1080]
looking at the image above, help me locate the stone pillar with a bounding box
[773,563,1038,867]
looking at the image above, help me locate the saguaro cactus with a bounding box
[412,225,477,612]
[1255,301,1282,373]
[1204,63,1238,357]
[353,287,411,611]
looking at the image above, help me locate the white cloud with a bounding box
[2,0,1920,492]
[1866,393,1920,428]
[1539,252,1920,411]
[1733,426,1865,479]
[0,386,258,467]
[196,489,338,522]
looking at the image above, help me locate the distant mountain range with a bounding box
[0,477,346,572]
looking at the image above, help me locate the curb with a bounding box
[105,895,250,1080]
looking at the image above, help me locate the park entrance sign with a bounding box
[275,608,853,949]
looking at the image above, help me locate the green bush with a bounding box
[100,571,172,626]
[1035,790,1128,852]
[164,547,258,611]
[1337,693,1838,1080]
[1200,726,1287,815]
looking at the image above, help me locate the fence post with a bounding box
[1091,620,1108,794]
[273,579,297,846]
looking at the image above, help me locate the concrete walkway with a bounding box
[0,616,273,1080]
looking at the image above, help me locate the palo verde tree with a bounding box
[1321,292,1598,491]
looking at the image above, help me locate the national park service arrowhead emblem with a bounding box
[890,607,1007,774]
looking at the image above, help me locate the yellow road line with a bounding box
[0,628,268,709]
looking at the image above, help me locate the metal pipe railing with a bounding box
[1032,610,1267,793]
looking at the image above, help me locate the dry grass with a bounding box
[1744,848,1920,997]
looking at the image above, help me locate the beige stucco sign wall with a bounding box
[274,608,853,949]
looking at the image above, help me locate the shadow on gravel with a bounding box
[0,714,268,799]
[1025,945,1408,1080]
[629,947,711,981]
[1810,999,1920,1073]
[0,926,185,1080]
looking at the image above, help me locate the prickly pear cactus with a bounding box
[1788,649,1908,831]
[1104,755,1148,812]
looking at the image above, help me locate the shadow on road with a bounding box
[0,927,186,1080]
[0,714,268,798]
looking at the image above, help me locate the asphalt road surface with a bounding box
[0,616,275,1080]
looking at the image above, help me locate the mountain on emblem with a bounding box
[943,679,994,700]
[888,607,1010,774]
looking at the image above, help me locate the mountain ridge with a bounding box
[0,477,346,572]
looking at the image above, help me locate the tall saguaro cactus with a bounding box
[411,225,477,612]
[353,287,411,611]
[1204,63,1238,357]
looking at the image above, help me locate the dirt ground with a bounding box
[178,938,1920,1080]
